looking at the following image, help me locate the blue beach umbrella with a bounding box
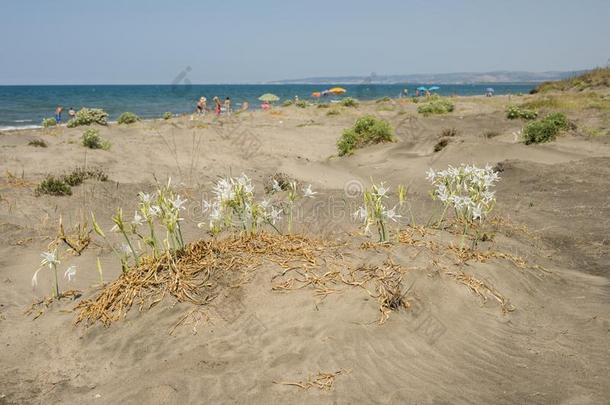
[486,87,495,93]
[417,86,427,91]
[428,86,440,91]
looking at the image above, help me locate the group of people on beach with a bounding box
[54,106,76,124]
[195,96,242,116]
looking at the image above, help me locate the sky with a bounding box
[1,0,609,84]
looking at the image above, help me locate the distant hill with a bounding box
[533,68,610,93]
[270,70,589,85]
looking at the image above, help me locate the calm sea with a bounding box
[0,83,536,130]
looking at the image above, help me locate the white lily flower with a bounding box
[138,192,153,204]
[132,211,144,226]
[64,265,77,282]
[302,184,317,198]
[171,195,188,211]
[269,207,283,224]
[40,250,60,269]
[148,205,161,217]
[272,179,282,193]
[31,268,42,287]
[384,206,402,222]
[375,184,389,198]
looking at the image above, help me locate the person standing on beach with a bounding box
[213,97,222,116]
[224,97,231,115]
[55,106,63,124]
[196,97,206,114]
[68,107,76,120]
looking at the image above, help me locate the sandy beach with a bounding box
[1,89,610,404]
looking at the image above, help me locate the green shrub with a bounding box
[28,139,48,147]
[163,112,172,120]
[327,109,340,116]
[337,115,394,156]
[417,97,454,116]
[36,176,72,196]
[522,112,571,145]
[117,112,139,125]
[506,105,538,120]
[340,97,358,107]
[282,100,293,107]
[82,128,110,150]
[35,168,108,196]
[376,97,391,103]
[67,108,109,128]
[544,112,571,129]
[295,100,308,108]
[317,103,330,109]
[42,117,57,128]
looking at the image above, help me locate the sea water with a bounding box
[0,83,536,130]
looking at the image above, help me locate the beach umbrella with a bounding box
[258,93,279,102]
[311,92,321,98]
[328,87,347,94]
[417,86,428,91]
[486,87,495,93]
[428,86,440,91]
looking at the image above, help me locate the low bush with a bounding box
[282,100,293,107]
[82,128,110,150]
[340,97,358,107]
[36,176,72,196]
[417,97,454,116]
[263,172,295,194]
[67,108,109,128]
[163,112,172,120]
[317,103,330,109]
[506,105,538,120]
[117,112,139,125]
[62,167,108,186]
[327,109,340,116]
[337,115,394,156]
[376,96,391,103]
[441,128,458,137]
[36,167,109,196]
[522,112,571,144]
[42,117,57,128]
[28,139,48,147]
[295,100,308,108]
[434,138,450,152]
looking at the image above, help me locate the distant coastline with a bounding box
[269,69,589,85]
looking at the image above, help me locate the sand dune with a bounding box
[1,95,609,404]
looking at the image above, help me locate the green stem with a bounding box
[176,221,185,249]
[460,222,469,250]
[266,220,282,235]
[121,230,139,266]
[53,264,60,298]
[148,220,159,256]
[436,204,449,228]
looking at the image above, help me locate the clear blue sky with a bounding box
[1,0,609,84]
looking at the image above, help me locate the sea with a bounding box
[0,83,536,130]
